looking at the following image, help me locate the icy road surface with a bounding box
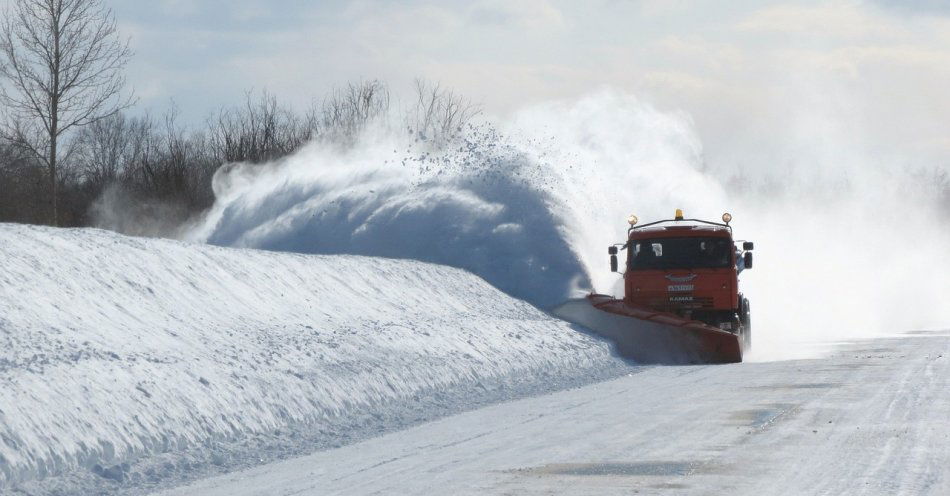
[161,331,949,496]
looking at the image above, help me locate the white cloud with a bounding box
[467,0,566,32]
[737,4,908,40]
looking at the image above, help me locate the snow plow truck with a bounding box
[554,210,754,364]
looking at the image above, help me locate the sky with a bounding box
[4,0,949,173]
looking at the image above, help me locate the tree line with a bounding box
[0,0,479,231]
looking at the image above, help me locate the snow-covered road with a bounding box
[160,331,949,496]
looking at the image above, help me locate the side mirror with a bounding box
[610,254,619,272]
[743,251,753,269]
[743,241,754,251]
[608,246,618,255]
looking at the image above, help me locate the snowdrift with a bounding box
[0,224,624,490]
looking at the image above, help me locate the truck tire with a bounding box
[740,297,752,350]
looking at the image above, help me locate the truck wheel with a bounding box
[741,298,752,350]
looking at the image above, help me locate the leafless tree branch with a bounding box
[0,0,134,225]
[408,78,481,147]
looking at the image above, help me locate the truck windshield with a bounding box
[628,237,733,271]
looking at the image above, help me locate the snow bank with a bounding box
[0,224,622,490]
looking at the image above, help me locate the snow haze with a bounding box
[187,89,950,361]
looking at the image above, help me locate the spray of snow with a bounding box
[188,90,950,360]
[736,165,950,360]
[186,127,587,308]
[187,92,722,308]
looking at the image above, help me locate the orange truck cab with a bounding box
[607,210,754,346]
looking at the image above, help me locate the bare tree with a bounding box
[208,89,312,164]
[0,136,47,223]
[320,80,390,145]
[408,79,481,146]
[0,0,133,225]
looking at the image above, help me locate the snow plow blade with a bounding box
[552,294,743,364]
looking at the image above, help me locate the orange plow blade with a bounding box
[552,294,743,364]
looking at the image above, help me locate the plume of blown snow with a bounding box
[187,91,722,308]
[186,118,593,308]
